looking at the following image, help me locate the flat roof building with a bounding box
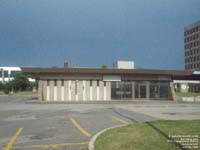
[22,66,200,102]
[184,21,200,71]
[0,67,35,82]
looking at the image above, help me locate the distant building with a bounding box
[184,21,200,71]
[0,67,35,82]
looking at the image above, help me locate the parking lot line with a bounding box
[5,128,23,150]
[70,117,92,137]
[9,141,89,149]
[112,116,129,124]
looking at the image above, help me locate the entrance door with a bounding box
[135,81,147,99]
[139,84,146,98]
[123,82,132,99]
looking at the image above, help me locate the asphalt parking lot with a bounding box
[0,96,157,150]
[0,96,200,150]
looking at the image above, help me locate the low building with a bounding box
[0,67,35,82]
[22,66,200,102]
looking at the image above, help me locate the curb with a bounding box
[88,124,129,150]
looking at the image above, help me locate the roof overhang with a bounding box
[21,67,194,79]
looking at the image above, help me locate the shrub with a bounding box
[1,73,35,94]
[0,82,3,91]
[3,82,13,94]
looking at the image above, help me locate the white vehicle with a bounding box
[0,67,35,82]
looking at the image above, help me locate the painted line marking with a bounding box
[7,141,89,149]
[70,117,91,137]
[5,128,23,150]
[112,116,129,124]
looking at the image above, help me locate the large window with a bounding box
[111,82,132,100]
[150,81,169,99]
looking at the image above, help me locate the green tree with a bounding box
[3,82,13,94]
[101,65,107,69]
[12,73,30,92]
[0,82,3,91]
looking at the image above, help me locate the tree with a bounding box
[12,73,30,92]
[101,65,107,69]
[0,82,3,91]
[3,82,12,94]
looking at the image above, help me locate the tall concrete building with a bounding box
[184,21,200,71]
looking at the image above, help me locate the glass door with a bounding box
[139,84,146,98]
[135,81,147,99]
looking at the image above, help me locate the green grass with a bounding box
[94,120,200,150]
[175,92,200,97]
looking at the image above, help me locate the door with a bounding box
[139,84,146,98]
[135,81,147,99]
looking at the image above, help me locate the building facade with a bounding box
[0,67,35,82]
[184,21,200,71]
[22,67,199,102]
[0,67,21,82]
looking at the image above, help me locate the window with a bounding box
[104,81,106,86]
[62,80,64,86]
[150,81,169,99]
[97,80,99,86]
[90,80,92,86]
[111,82,132,100]
[4,71,8,77]
[47,80,50,86]
[10,71,20,77]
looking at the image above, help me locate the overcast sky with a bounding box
[0,0,200,69]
